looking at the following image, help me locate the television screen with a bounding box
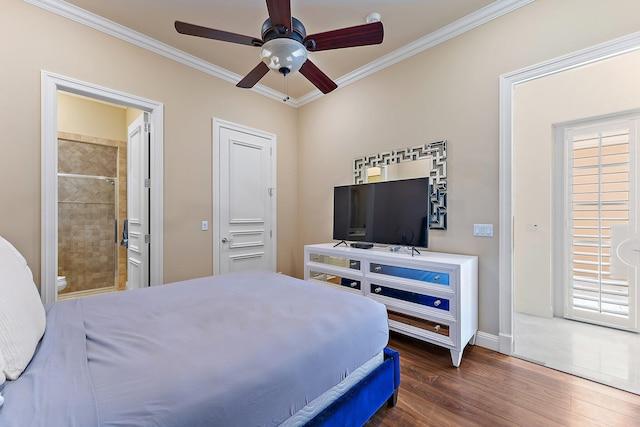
[333,177,430,247]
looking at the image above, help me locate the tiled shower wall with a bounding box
[58,133,127,294]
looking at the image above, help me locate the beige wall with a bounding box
[125,107,144,128]
[513,49,640,317]
[0,0,298,286]
[296,0,640,336]
[58,93,127,141]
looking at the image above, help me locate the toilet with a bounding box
[56,276,67,292]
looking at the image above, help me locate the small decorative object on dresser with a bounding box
[304,243,478,367]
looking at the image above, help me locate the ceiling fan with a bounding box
[175,0,384,94]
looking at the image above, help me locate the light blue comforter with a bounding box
[0,270,389,426]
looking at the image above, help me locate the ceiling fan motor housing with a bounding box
[261,17,306,43]
[260,17,308,75]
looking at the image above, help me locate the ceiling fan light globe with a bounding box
[260,38,307,75]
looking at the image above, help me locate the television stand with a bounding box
[304,243,478,367]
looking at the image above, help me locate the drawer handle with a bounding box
[434,324,441,332]
[350,261,357,267]
[350,282,358,288]
[434,299,441,307]
[434,275,441,281]
[374,266,382,272]
[374,287,382,294]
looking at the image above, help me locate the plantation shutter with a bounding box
[567,118,638,331]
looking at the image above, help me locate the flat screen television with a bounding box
[333,177,430,248]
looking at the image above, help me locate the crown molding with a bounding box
[25,0,533,108]
[23,0,291,106]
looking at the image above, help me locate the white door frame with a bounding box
[498,32,640,355]
[41,71,164,304]
[212,118,277,275]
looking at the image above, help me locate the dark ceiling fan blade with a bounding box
[299,59,338,94]
[303,21,383,52]
[265,0,292,33]
[236,62,271,89]
[175,21,263,47]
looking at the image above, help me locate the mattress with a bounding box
[0,270,389,426]
[282,351,384,426]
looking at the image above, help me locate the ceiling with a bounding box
[60,0,500,100]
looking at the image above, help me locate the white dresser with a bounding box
[303,243,478,367]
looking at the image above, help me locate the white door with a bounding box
[214,119,276,275]
[126,112,150,289]
[561,114,639,332]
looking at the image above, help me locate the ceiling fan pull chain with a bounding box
[283,75,290,102]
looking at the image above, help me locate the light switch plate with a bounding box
[473,224,493,237]
[201,220,209,231]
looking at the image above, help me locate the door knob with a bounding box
[222,238,230,243]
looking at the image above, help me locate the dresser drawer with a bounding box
[308,271,361,290]
[370,263,449,286]
[309,253,361,270]
[370,283,450,311]
[388,310,452,338]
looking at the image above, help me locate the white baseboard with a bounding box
[474,330,500,352]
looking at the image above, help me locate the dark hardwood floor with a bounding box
[366,332,640,426]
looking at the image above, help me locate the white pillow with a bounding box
[0,236,46,381]
[0,349,6,384]
[0,350,5,406]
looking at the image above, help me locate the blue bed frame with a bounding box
[305,348,400,426]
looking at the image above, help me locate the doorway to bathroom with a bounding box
[40,71,164,304]
[56,93,144,299]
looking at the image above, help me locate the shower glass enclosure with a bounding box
[57,138,119,298]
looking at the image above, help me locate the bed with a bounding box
[0,236,399,426]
